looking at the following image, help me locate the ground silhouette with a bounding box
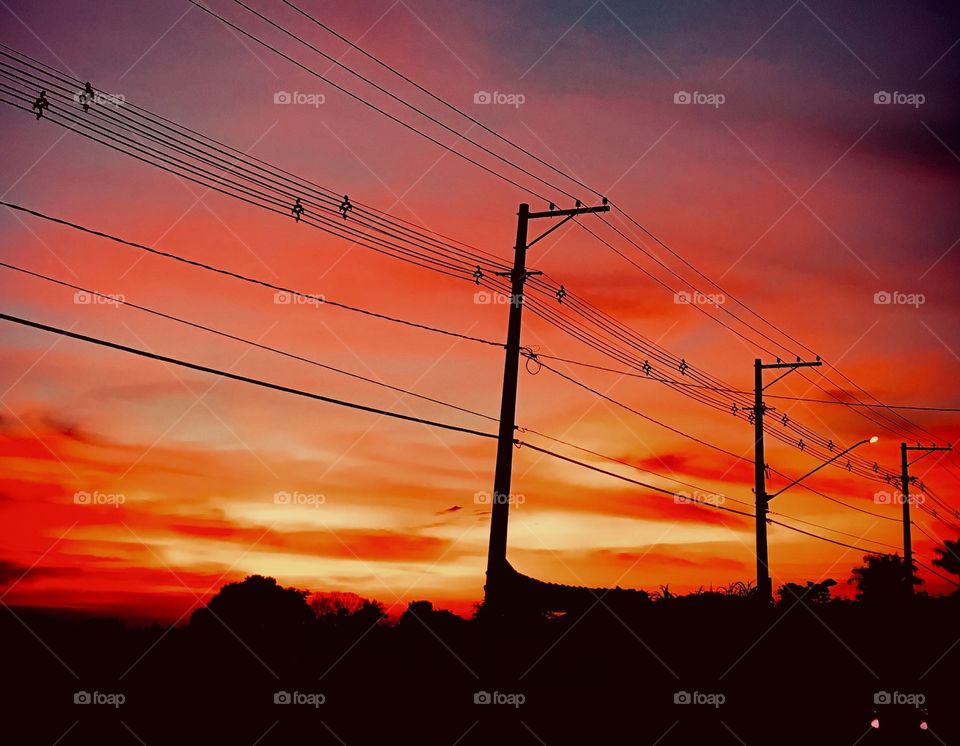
[2,553,957,745]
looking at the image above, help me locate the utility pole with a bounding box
[900,442,952,593]
[485,201,609,605]
[753,357,822,603]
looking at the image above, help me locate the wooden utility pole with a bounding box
[900,442,952,592]
[485,201,609,603]
[753,357,822,602]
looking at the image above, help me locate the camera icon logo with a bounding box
[674,290,691,304]
[674,691,692,704]
[874,691,891,705]
[673,91,691,104]
[473,91,492,105]
[274,91,292,104]
[73,491,91,505]
[274,291,292,304]
[873,291,891,305]
[273,491,292,505]
[474,691,492,704]
[74,691,91,704]
[274,691,292,704]
[873,91,891,104]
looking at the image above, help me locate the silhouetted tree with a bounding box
[190,574,313,635]
[311,591,385,628]
[932,538,960,579]
[848,554,920,603]
[777,578,836,605]
[399,600,464,631]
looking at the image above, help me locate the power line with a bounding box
[516,440,755,518]
[1,65,804,470]
[222,2,935,447]
[16,256,895,545]
[527,354,910,524]
[520,283,899,484]
[0,52,899,485]
[767,514,900,551]
[0,311,497,439]
[530,351,893,489]
[0,46,926,487]
[519,426,754,509]
[6,262,885,546]
[519,438,901,551]
[767,518,894,555]
[914,558,960,588]
[181,0,557,203]
[912,519,953,550]
[917,501,960,534]
[532,356,754,464]
[0,81,479,281]
[530,351,960,412]
[795,484,901,523]
[564,220,931,461]
[0,260,498,423]
[0,200,503,348]
[210,5,931,461]
[520,427,899,548]
[226,0,582,203]
[609,206,941,444]
[278,0,601,201]
[0,53,514,281]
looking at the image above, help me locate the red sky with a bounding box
[1,0,959,621]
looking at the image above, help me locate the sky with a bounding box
[1,0,959,621]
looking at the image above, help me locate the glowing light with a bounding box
[870,718,880,729]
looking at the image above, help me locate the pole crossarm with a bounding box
[526,204,610,247]
[527,204,610,220]
[761,358,822,390]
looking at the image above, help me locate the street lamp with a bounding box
[767,436,879,501]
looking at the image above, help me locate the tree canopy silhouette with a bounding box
[931,539,960,579]
[190,574,313,635]
[848,554,921,603]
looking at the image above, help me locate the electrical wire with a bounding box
[0,311,498,438]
